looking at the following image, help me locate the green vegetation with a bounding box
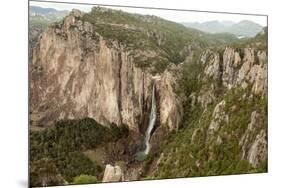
[177,54,203,97]
[145,46,267,178]
[150,86,266,179]
[30,15,51,29]
[143,153,155,174]
[30,157,64,186]
[73,174,98,184]
[211,32,240,43]
[30,118,129,187]
[29,6,267,184]
[79,7,238,73]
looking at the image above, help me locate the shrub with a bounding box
[73,174,97,184]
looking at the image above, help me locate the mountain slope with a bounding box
[29,7,267,186]
[144,30,267,179]
[30,7,241,130]
[30,8,188,137]
[182,20,230,33]
[226,20,263,37]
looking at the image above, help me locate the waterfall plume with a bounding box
[144,83,157,155]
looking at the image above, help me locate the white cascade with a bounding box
[144,83,157,155]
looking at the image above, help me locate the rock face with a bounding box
[157,70,183,131]
[204,47,267,96]
[30,10,182,132]
[102,164,123,182]
[195,46,268,109]
[202,50,221,80]
[29,8,268,183]
[190,46,267,168]
[208,100,228,132]
[240,111,267,167]
[247,129,267,167]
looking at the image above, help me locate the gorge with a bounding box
[29,6,268,187]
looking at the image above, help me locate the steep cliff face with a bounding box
[157,68,183,131]
[196,46,267,109]
[206,47,267,94]
[30,10,182,133]
[29,7,267,185]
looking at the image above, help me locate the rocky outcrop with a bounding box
[194,46,267,168]
[247,129,267,167]
[203,47,267,96]
[29,7,268,183]
[240,111,267,167]
[102,164,123,182]
[221,48,241,88]
[208,100,228,132]
[197,85,216,109]
[192,46,267,112]
[157,70,183,130]
[30,9,182,132]
[202,50,221,80]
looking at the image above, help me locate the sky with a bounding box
[30,1,267,26]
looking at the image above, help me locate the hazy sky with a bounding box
[30,1,267,26]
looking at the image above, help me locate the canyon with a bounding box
[29,7,267,186]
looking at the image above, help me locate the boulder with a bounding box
[102,164,123,182]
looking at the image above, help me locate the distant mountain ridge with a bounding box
[30,6,58,14]
[29,7,267,186]
[29,6,69,60]
[182,20,263,37]
[30,5,69,15]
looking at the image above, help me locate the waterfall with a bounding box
[144,83,157,155]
